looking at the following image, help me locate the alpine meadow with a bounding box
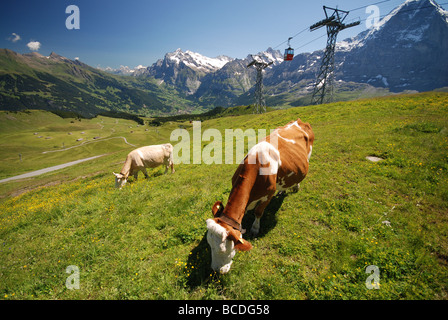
[1,0,448,303]
[1,92,447,299]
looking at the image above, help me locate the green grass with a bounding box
[0,110,182,196]
[0,92,447,299]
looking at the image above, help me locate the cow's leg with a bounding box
[134,171,139,180]
[141,168,149,179]
[291,183,300,193]
[251,215,261,236]
[250,191,275,236]
[169,152,175,173]
[161,159,168,174]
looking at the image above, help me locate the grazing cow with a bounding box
[113,143,175,188]
[206,118,314,273]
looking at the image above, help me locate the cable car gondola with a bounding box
[284,37,294,61]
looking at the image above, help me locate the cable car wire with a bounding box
[349,0,393,12]
[290,1,448,52]
[268,0,448,57]
[272,0,395,52]
[272,0,393,50]
[349,1,448,25]
[273,27,309,50]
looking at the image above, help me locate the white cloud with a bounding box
[9,33,21,43]
[27,41,41,51]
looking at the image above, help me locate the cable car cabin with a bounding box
[284,47,294,61]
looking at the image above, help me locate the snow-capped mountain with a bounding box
[339,0,448,91]
[131,47,281,97]
[100,64,147,76]
[262,0,448,103]
[163,48,233,73]
[103,0,448,106]
[194,47,283,106]
[338,0,448,51]
[131,49,234,95]
[255,47,284,66]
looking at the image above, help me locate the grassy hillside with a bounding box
[0,49,198,117]
[0,92,447,300]
[236,80,395,108]
[0,109,181,197]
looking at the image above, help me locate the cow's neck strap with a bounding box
[217,214,242,233]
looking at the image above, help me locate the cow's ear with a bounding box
[234,237,252,251]
[227,228,253,251]
[212,201,224,217]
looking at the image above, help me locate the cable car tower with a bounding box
[247,55,273,114]
[310,6,360,105]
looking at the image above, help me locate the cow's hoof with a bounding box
[249,228,259,238]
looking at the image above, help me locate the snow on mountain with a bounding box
[336,0,412,51]
[100,0,448,105]
[100,64,147,75]
[435,0,448,23]
[133,48,235,95]
[339,0,448,92]
[338,0,447,51]
[258,47,284,66]
[165,48,233,72]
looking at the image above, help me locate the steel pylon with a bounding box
[247,55,273,113]
[310,6,360,105]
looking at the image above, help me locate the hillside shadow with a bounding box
[185,191,288,289]
[125,169,164,183]
[185,233,214,288]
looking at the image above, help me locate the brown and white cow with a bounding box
[113,143,175,188]
[206,118,314,273]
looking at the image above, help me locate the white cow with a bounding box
[113,143,175,188]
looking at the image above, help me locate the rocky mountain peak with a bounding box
[164,48,233,72]
[339,0,448,91]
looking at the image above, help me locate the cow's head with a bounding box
[206,201,252,274]
[113,172,127,188]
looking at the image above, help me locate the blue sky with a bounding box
[1,0,446,69]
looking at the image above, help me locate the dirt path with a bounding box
[42,136,136,154]
[0,154,107,184]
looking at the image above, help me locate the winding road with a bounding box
[0,154,107,184]
[1,122,138,184]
